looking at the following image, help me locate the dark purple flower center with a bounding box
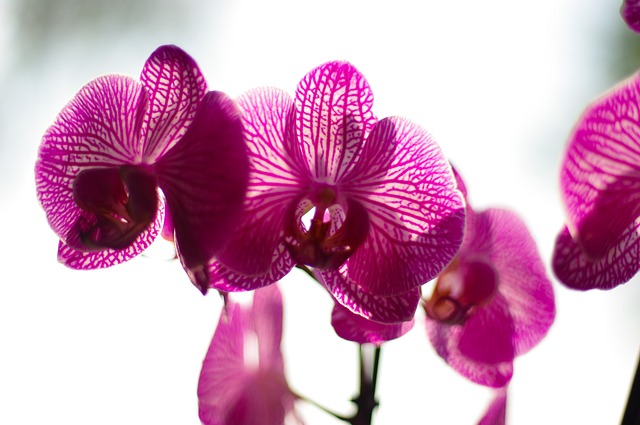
[284,186,369,270]
[72,165,158,251]
[424,257,499,325]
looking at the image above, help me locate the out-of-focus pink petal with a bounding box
[294,61,377,183]
[478,388,507,425]
[318,268,420,323]
[57,204,164,269]
[35,75,148,243]
[553,224,640,290]
[140,45,207,161]
[622,0,640,33]
[198,303,249,425]
[331,301,414,345]
[342,117,466,296]
[198,285,296,425]
[251,284,284,371]
[154,91,249,293]
[215,88,305,277]
[560,72,640,259]
[426,294,515,388]
[471,209,555,355]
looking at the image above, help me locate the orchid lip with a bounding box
[72,165,158,251]
[424,257,499,325]
[284,188,369,270]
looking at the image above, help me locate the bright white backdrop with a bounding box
[1,0,639,423]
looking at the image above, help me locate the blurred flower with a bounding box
[622,0,640,33]
[198,284,300,425]
[208,61,465,324]
[424,169,555,387]
[477,388,507,425]
[35,45,249,293]
[552,72,640,290]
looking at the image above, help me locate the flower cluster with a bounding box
[36,45,562,424]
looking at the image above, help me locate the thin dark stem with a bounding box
[621,351,640,425]
[348,344,381,425]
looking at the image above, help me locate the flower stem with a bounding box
[349,344,381,425]
[621,351,640,425]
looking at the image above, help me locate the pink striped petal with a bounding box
[560,72,640,259]
[140,45,207,162]
[342,117,466,296]
[154,91,249,293]
[478,388,507,425]
[209,245,296,292]
[318,268,420,323]
[216,88,306,277]
[622,0,640,33]
[294,61,377,183]
[251,284,285,372]
[57,203,164,269]
[35,75,148,245]
[331,301,414,344]
[553,224,640,290]
[471,209,555,355]
[426,294,515,388]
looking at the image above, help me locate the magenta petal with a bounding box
[318,269,420,323]
[295,61,377,182]
[458,295,515,365]
[215,88,305,277]
[472,209,555,355]
[342,117,466,296]
[154,91,249,292]
[331,301,414,345]
[198,285,295,425]
[553,224,640,290]
[57,203,164,269]
[140,45,207,161]
[35,75,148,243]
[560,72,640,258]
[622,0,640,33]
[478,388,507,425]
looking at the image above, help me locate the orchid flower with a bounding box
[331,300,414,345]
[35,45,249,293]
[208,61,465,324]
[622,0,640,33]
[424,169,555,387]
[552,71,640,290]
[198,284,300,425]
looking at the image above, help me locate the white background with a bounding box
[0,0,639,423]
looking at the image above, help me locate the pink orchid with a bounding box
[552,72,640,290]
[208,61,465,324]
[35,45,249,292]
[622,0,640,33]
[424,169,555,387]
[198,284,299,425]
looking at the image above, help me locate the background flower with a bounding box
[198,284,300,425]
[424,169,555,387]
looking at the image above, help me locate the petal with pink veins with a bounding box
[560,73,640,259]
[294,61,377,183]
[342,117,466,296]
[140,45,207,162]
[35,75,149,248]
[215,88,305,277]
[331,301,414,345]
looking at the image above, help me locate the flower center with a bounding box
[284,186,369,270]
[72,165,158,251]
[424,256,499,325]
